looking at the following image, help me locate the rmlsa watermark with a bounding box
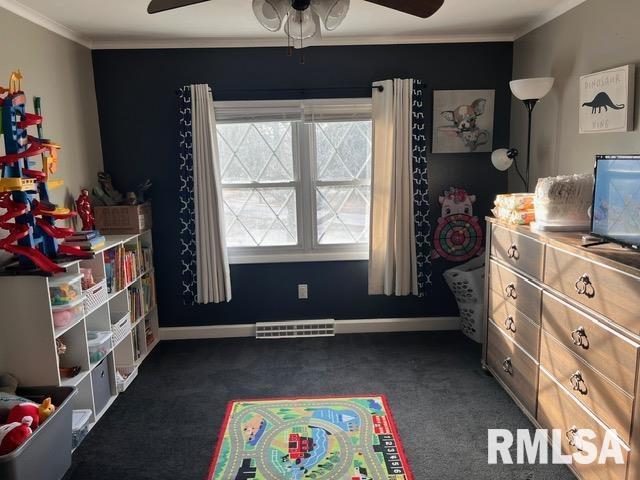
[488,428,626,465]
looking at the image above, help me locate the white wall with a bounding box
[0,8,103,264]
[510,0,640,191]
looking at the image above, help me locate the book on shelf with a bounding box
[65,230,101,241]
[64,235,106,250]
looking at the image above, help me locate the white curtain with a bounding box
[191,84,232,304]
[368,79,418,296]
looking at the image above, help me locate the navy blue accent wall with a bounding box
[91,42,512,327]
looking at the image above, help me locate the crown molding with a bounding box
[514,0,587,39]
[1,0,588,51]
[0,0,92,48]
[92,33,514,50]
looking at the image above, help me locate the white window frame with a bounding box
[215,98,372,264]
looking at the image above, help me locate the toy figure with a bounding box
[76,188,95,230]
[0,417,32,455]
[97,172,123,205]
[137,179,152,204]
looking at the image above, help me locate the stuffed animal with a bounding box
[0,374,18,394]
[7,398,55,429]
[0,416,33,455]
[0,393,55,428]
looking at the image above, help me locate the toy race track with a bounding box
[0,71,86,274]
[208,395,413,480]
[0,193,64,273]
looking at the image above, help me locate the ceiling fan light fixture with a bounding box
[284,8,320,40]
[312,0,350,30]
[252,0,290,32]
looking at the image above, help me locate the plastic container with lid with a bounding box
[71,409,92,449]
[87,331,112,364]
[48,273,83,307]
[51,296,85,329]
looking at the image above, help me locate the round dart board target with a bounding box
[433,213,483,262]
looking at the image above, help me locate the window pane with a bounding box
[315,121,372,181]
[316,186,370,244]
[217,122,294,183]
[223,187,298,247]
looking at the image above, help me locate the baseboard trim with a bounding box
[159,316,460,340]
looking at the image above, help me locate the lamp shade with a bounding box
[509,77,555,101]
[491,148,514,171]
[312,0,350,30]
[284,8,320,40]
[252,0,290,32]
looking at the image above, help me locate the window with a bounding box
[215,99,372,263]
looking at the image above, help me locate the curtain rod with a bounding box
[373,84,427,92]
[179,85,426,95]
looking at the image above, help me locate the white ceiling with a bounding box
[2,0,586,49]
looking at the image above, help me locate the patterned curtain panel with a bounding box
[177,85,232,305]
[177,87,197,306]
[411,80,432,296]
[369,78,432,297]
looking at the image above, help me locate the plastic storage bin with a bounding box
[444,256,485,343]
[0,386,76,480]
[87,331,112,364]
[533,173,594,230]
[71,409,92,449]
[51,296,85,329]
[49,273,83,306]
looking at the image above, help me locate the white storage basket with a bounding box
[444,256,485,343]
[83,279,108,314]
[111,313,130,348]
[116,365,138,393]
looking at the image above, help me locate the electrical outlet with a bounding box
[298,284,308,299]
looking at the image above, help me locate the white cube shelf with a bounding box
[0,230,160,437]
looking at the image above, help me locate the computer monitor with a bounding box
[591,154,640,250]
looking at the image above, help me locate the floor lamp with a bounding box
[507,77,555,192]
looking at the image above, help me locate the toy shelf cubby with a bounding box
[0,230,159,444]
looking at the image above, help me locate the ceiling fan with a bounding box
[147,0,445,41]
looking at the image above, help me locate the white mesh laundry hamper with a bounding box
[444,256,485,343]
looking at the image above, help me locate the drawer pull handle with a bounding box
[504,315,516,332]
[569,371,588,395]
[574,273,595,298]
[502,357,513,375]
[507,244,520,260]
[566,426,583,451]
[570,326,589,349]
[505,283,517,299]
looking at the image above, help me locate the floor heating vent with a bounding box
[255,319,335,339]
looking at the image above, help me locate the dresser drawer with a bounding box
[486,321,537,414]
[541,291,639,396]
[537,369,629,480]
[488,289,540,358]
[544,245,640,334]
[490,224,544,280]
[540,331,633,445]
[489,260,542,322]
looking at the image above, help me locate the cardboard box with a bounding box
[94,203,152,234]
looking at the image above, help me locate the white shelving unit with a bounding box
[0,230,159,435]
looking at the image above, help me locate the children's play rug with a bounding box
[208,395,413,480]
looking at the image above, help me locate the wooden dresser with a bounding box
[483,218,640,480]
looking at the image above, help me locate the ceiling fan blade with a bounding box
[147,0,212,14]
[364,0,444,18]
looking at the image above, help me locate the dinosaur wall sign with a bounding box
[579,64,635,134]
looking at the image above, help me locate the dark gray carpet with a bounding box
[64,331,572,479]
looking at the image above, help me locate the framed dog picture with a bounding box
[432,89,495,153]
[579,64,635,134]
